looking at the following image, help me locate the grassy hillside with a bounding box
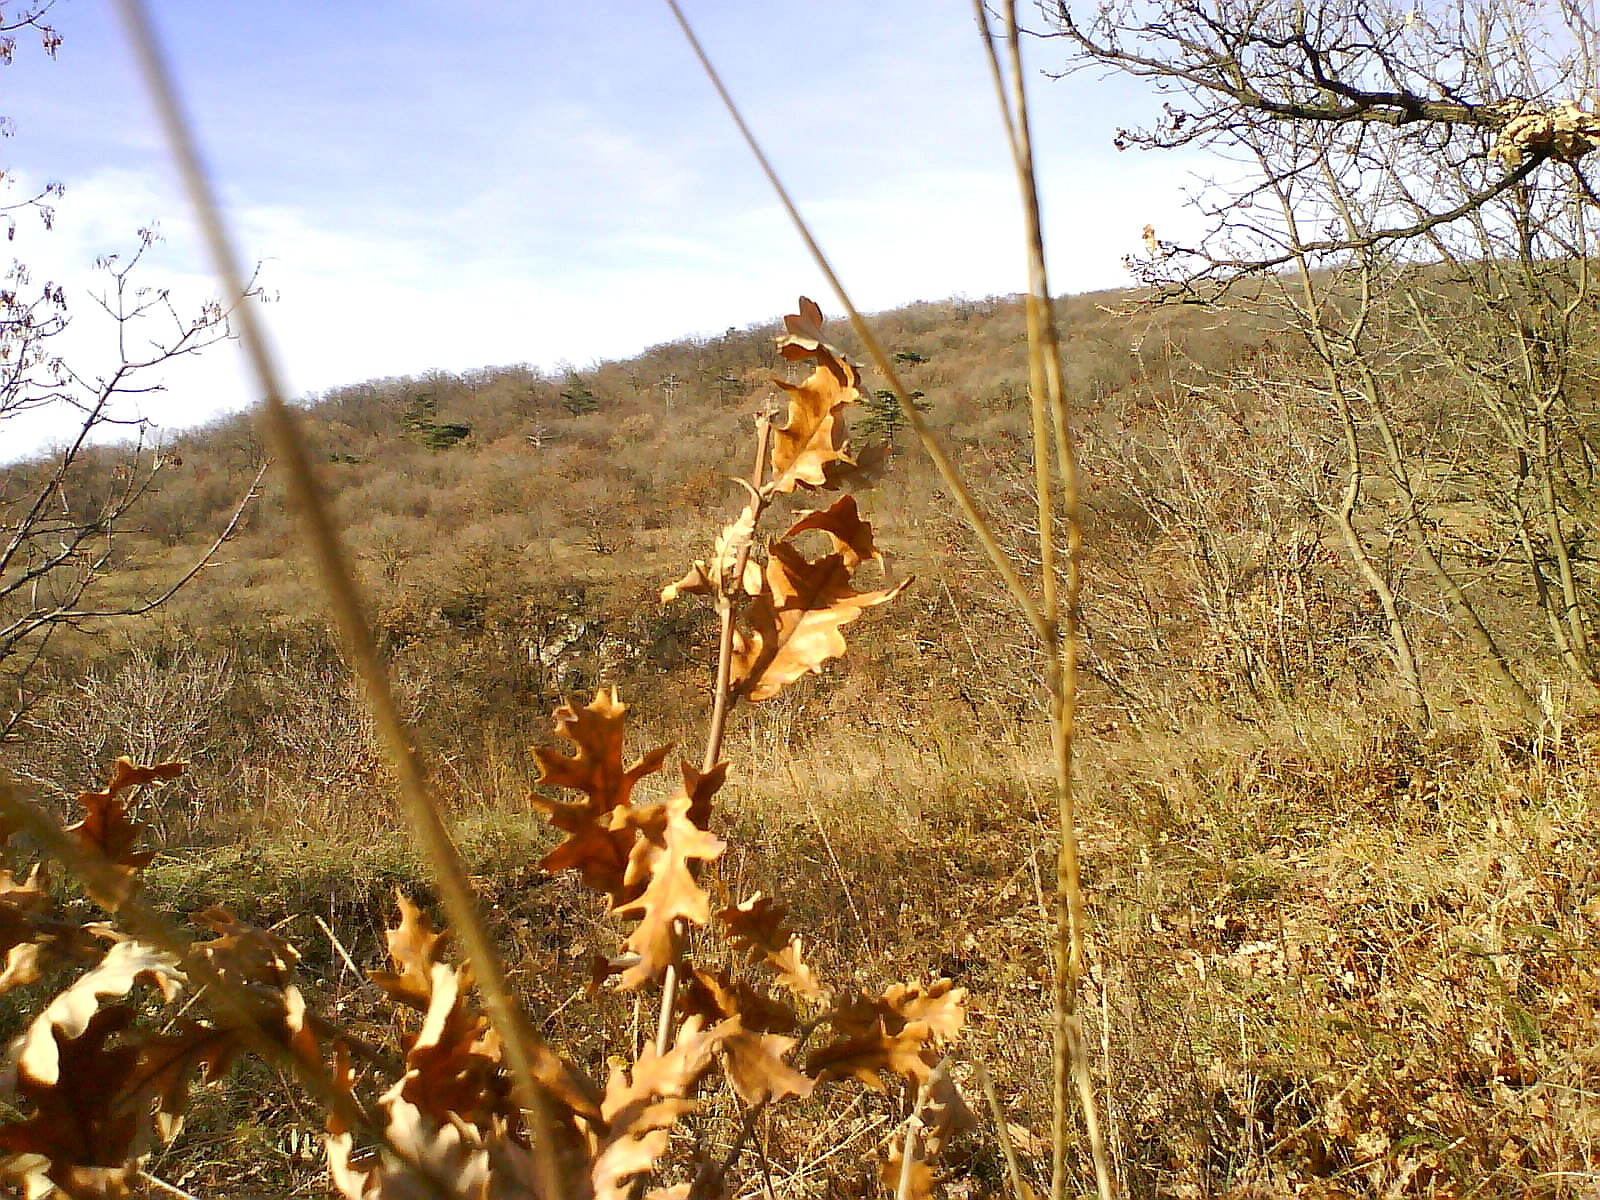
[3,284,1598,1198]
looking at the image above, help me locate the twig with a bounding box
[976,1061,1033,1200]
[55,460,266,622]
[704,413,774,772]
[657,414,774,1058]
[312,913,362,983]
[755,1110,778,1200]
[895,1105,925,1200]
[693,1020,828,1199]
[977,3,1112,1197]
[669,2,1112,1194]
[140,1171,205,1200]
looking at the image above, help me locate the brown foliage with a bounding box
[530,690,674,903]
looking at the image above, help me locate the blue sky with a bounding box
[2,1,1194,456]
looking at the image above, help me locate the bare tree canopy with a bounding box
[1048,0,1600,283]
[0,3,262,739]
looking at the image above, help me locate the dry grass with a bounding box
[75,686,1593,1197]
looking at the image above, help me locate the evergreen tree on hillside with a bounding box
[560,371,599,417]
[856,387,927,448]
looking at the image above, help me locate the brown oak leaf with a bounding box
[716,893,825,1002]
[590,1016,721,1200]
[611,792,726,990]
[0,867,100,995]
[659,560,712,604]
[9,939,186,1089]
[327,1020,571,1200]
[661,509,758,604]
[368,890,448,1012]
[62,758,181,903]
[531,690,672,902]
[783,494,883,568]
[806,979,965,1089]
[769,350,862,495]
[879,1147,935,1200]
[135,1020,241,1143]
[881,979,966,1043]
[681,969,812,1108]
[369,896,603,1124]
[0,1005,149,1192]
[679,759,726,833]
[733,541,909,703]
[397,960,515,1129]
[190,905,299,991]
[0,1000,234,1197]
[188,908,321,1064]
[778,295,830,358]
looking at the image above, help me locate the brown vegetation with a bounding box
[3,265,1596,1196]
[4,0,1600,1196]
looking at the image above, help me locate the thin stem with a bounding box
[994,3,1111,1198]
[704,413,774,773]
[665,0,1048,644]
[113,6,588,1194]
[895,1104,925,1200]
[976,1061,1033,1200]
[658,413,775,1059]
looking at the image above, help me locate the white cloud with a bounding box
[1,166,257,457]
[2,3,1212,463]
